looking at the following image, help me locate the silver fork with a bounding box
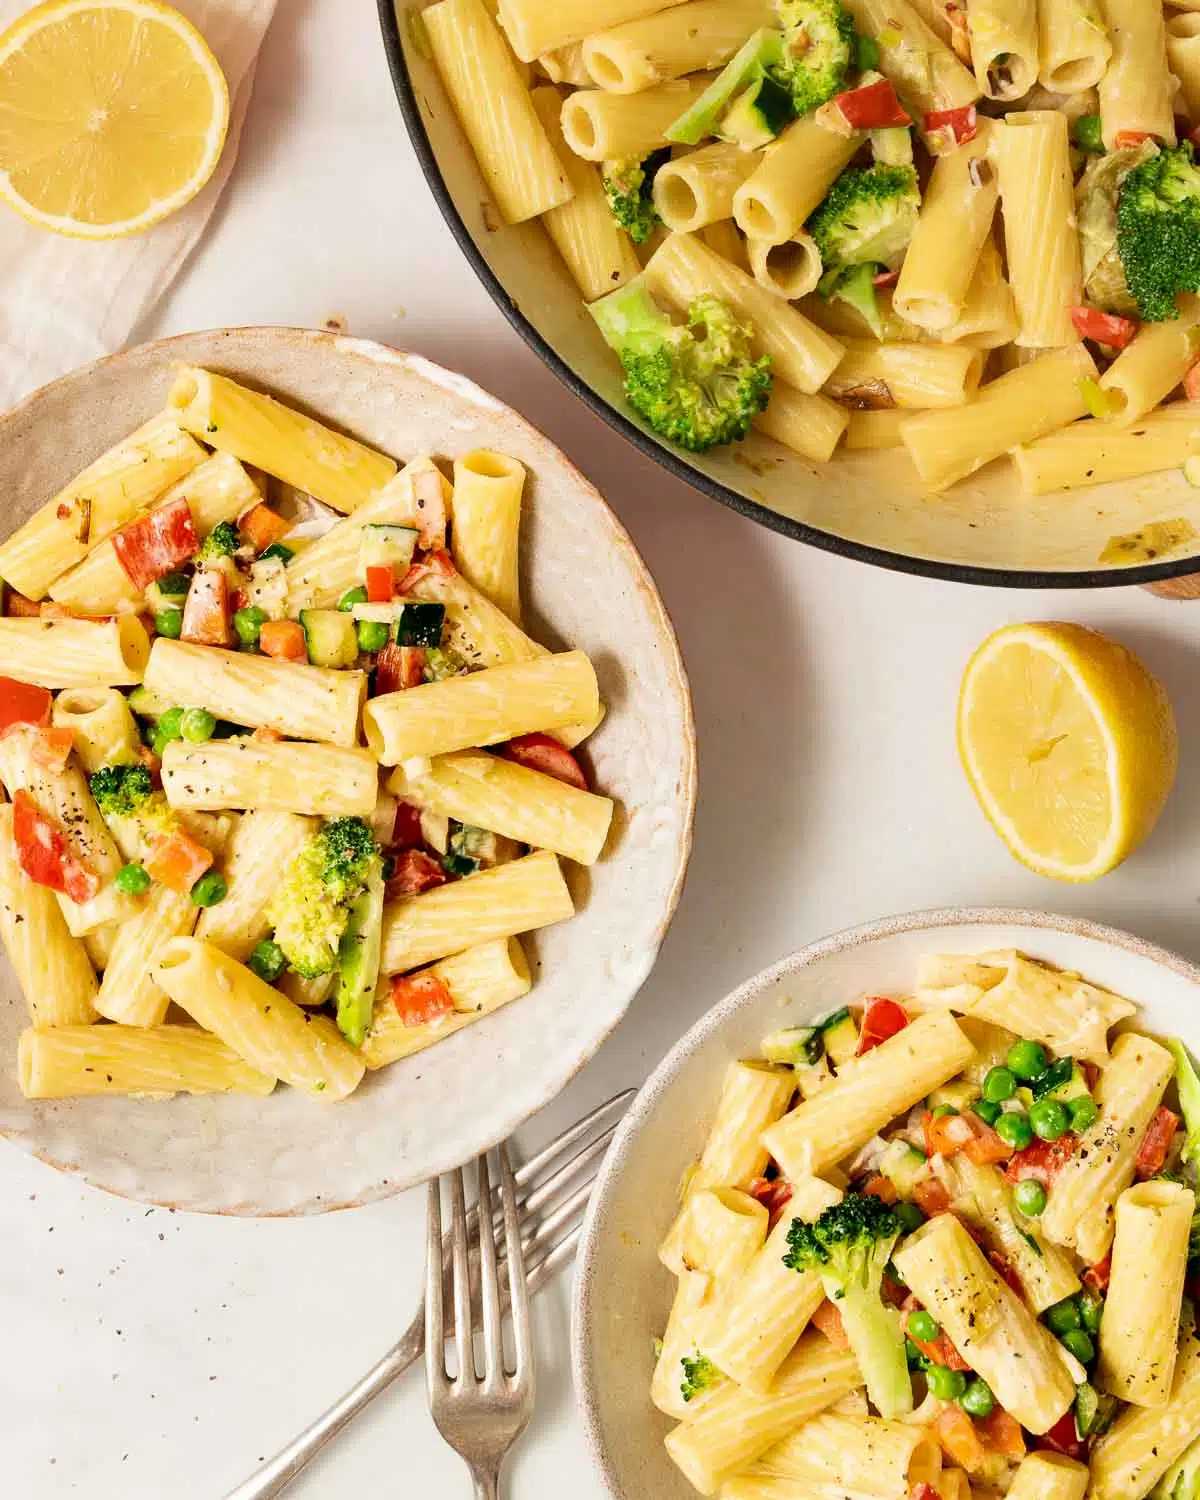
[224,1089,632,1500]
[426,1145,535,1498]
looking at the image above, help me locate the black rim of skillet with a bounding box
[378,0,1198,590]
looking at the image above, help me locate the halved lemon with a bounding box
[957,622,1177,882]
[0,0,229,239]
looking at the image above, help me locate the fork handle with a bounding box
[470,1462,501,1500]
[222,1321,423,1499]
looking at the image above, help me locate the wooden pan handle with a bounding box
[1144,574,1200,599]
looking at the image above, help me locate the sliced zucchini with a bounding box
[397,601,446,648]
[929,1080,979,1113]
[762,1025,824,1068]
[299,608,358,669]
[359,524,418,574]
[821,1010,859,1066]
[879,1139,929,1197]
[719,74,793,149]
[146,576,189,612]
[127,684,174,718]
[351,601,406,626]
[1036,1059,1089,1103]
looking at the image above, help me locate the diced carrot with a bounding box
[239,502,291,553]
[924,1109,977,1157]
[913,1177,952,1217]
[181,567,232,647]
[903,1301,970,1371]
[366,564,394,603]
[810,1299,850,1350]
[259,619,307,662]
[935,1405,986,1473]
[863,1174,899,1204]
[962,1119,1012,1166]
[30,726,75,771]
[1114,129,1153,148]
[1081,1253,1111,1294]
[251,726,283,744]
[144,830,213,894]
[976,1408,1025,1459]
[6,591,41,617]
[391,971,455,1026]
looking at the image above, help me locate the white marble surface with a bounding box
[6,3,1200,1496]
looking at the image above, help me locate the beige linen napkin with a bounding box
[0,0,278,408]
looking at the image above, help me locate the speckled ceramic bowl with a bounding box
[0,327,695,1215]
[572,907,1200,1500]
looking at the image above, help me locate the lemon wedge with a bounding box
[957,622,1177,882]
[0,0,229,239]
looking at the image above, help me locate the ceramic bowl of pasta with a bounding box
[382,0,1200,586]
[0,326,694,1214]
[573,907,1200,1500]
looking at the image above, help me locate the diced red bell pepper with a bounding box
[747,1175,793,1228]
[365,564,394,604]
[935,1406,986,1473]
[988,1249,1023,1296]
[397,548,457,594]
[913,1177,952,1217]
[391,970,455,1026]
[238,502,290,553]
[977,1408,1026,1459]
[1114,129,1153,149]
[858,996,909,1053]
[387,848,448,897]
[873,268,900,287]
[910,1486,940,1500]
[833,77,911,129]
[259,619,307,662]
[1069,306,1140,350]
[6,592,41,618]
[1135,1105,1180,1178]
[500,732,589,790]
[12,789,99,903]
[375,643,425,694]
[924,104,978,150]
[391,799,426,850]
[863,1173,899,1204]
[112,497,199,592]
[1005,1134,1079,1186]
[144,830,214,895]
[0,677,52,733]
[811,1299,850,1349]
[1039,1408,1084,1459]
[181,567,233,647]
[411,468,448,550]
[30,726,75,771]
[903,1301,970,1370]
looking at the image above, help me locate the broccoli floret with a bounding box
[1076,142,1158,317]
[807,164,920,273]
[773,0,855,115]
[198,520,239,560]
[680,1352,721,1403]
[1117,144,1200,321]
[602,150,668,245]
[820,261,886,339]
[89,763,153,817]
[265,817,380,978]
[589,278,772,452]
[784,1193,912,1417]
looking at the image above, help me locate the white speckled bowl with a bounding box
[572,907,1200,1500]
[0,327,695,1215]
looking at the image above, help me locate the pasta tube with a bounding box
[1089,1332,1200,1500]
[1168,12,1200,121]
[1099,297,1200,425]
[682,1187,769,1293]
[363,651,600,763]
[426,0,574,224]
[1098,0,1175,149]
[753,383,849,463]
[168,367,397,513]
[582,0,774,90]
[448,451,524,623]
[761,1010,974,1180]
[388,750,613,866]
[195,810,317,960]
[0,414,204,601]
[0,804,97,1028]
[94,885,198,1028]
[1097,1180,1195,1407]
[1006,1453,1090,1500]
[941,238,1018,347]
[1014,404,1200,493]
[154,937,365,1100]
[652,1271,715,1419]
[993,112,1083,347]
[160,737,378,818]
[1040,1031,1174,1262]
[363,937,533,1067]
[644,232,845,394]
[745,235,823,301]
[531,87,641,304]
[1039,0,1111,91]
[758,1409,943,1495]
[825,340,983,410]
[844,408,907,449]
[966,0,1037,98]
[901,343,1096,493]
[0,615,150,689]
[498,0,689,62]
[18,1023,276,1099]
[663,1332,862,1496]
[380,850,574,972]
[560,76,713,161]
[892,1213,1076,1432]
[653,143,759,234]
[143,639,365,747]
[842,0,979,119]
[52,688,141,774]
[46,453,259,613]
[733,115,863,245]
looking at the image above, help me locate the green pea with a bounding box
[190,870,228,908]
[931,1103,959,1118]
[1045,1298,1082,1335]
[983,1065,1016,1103]
[233,606,267,648]
[357,619,390,652]
[1061,1328,1095,1364]
[1014,1178,1047,1217]
[895,1201,926,1234]
[1029,1097,1071,1142]
[180,707,216,744]
[1072,113,1104,153]
[960,1378,995,1418]
[1006,1039,1048,1081]
[157,706,185,742]
[1078,1292,1103,1335]
[338,586,368,612]
[115,862,151,895]
[996,1111,1033,1150]
[247,939,286,983]
[154,607,183,639]
[908,1309,939,1343]
[928,1364,968,1401]
[259,542,294,563]
[1070,1095,1099,1132]
[973,1098,1002,1126]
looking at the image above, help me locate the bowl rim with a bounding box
[569,903,1200,1498]
[0,324,698,1214]
[378,0,1200,592]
